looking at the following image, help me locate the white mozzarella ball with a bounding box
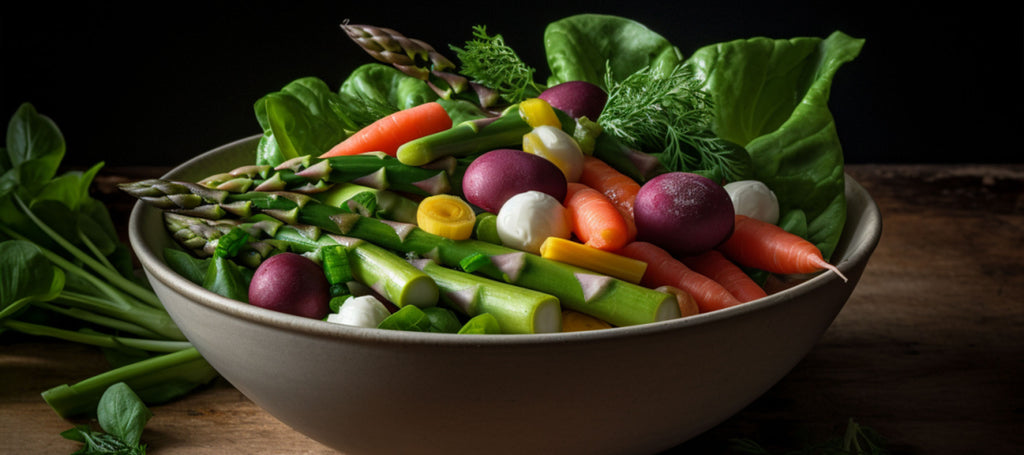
[326,295,392,328]
[495,191,572,254]
[723,180,780,224]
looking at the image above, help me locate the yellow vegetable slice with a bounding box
[416,194,477,240]
[539,236,647,284]
[518,98,562,129]
[561,309,612,332]
[522,125,584,182]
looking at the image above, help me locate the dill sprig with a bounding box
[449,25,544,104]
[599,64,750,183]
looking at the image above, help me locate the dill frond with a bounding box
[599,64,749,182]
[449,25,543,103]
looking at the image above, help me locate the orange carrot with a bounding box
[564,182,631,251]
[617,241,742,313]
[578,155,639,240]
[682,249,768,303]
[320,102,452,158]
[717,215,848,282]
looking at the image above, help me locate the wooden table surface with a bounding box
[3,163,1022,454]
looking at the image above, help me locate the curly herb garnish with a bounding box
[449,25,544,104]
[599,64,750,183]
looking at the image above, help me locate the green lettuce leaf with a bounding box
[544,13,683,90]
[685,31,865,259]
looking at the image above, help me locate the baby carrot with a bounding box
[617,241,742,313]
[682,249,767,303]
[717,215,848,282]
[320,102,452,158]
[564,182,630,251]
[578,155,639,241]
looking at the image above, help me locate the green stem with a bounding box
[273,226,439,309]
[2,319,192,353]
[396,109,532,166]
[318,183,420,224]
[409,258,561,334]
[41,347,218,419]
[51,291,184,341]
[33,301,167,339]
[11,195,163,308]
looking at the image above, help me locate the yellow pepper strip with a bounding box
[518,98,562,129]
[539,236,647,284]
[416,194,477,240]
[561,309,612,332]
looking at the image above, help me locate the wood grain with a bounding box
[3,164,1021,454]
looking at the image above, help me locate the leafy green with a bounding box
[543,13,683,90]
[457,313,502,334]
[378,305,433,331]
[685,31,865,259]
[0,103,217,419]
[254,77,356,166]
[450,25,544,103]
[61,382,152,454]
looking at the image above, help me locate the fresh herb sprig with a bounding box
[599,64,751,183]
[61,382,152,455]
[449,25,545,104]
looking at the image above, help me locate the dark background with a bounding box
[2,1,1021,168]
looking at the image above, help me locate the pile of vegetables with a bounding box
[121,14,863,335]
[1,103,219,434]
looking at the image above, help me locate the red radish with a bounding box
[538,81,608,120]
[461,148,567,213]
[248,253,330,319]
[633,172,734,257]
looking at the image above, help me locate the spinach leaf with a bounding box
[685,31,865,260]
[3,103,65,196]
[457,313,502,335]
[202,255,252,303]
[97,382,153,447]
[544,14,683,90]
[253,77,355,166]
[61,382,151,454]
[339,63,439,115]
[0,240,65,320]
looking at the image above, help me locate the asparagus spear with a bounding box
[274,227,439,309]
[396,106,533,166]
[408,258,561,334]
[198,152,452,197]
[341,23,501,109]
[123,180,681,326]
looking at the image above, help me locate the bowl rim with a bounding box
[129,135,882,348]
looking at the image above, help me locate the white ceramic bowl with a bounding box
[129,136,881,455]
